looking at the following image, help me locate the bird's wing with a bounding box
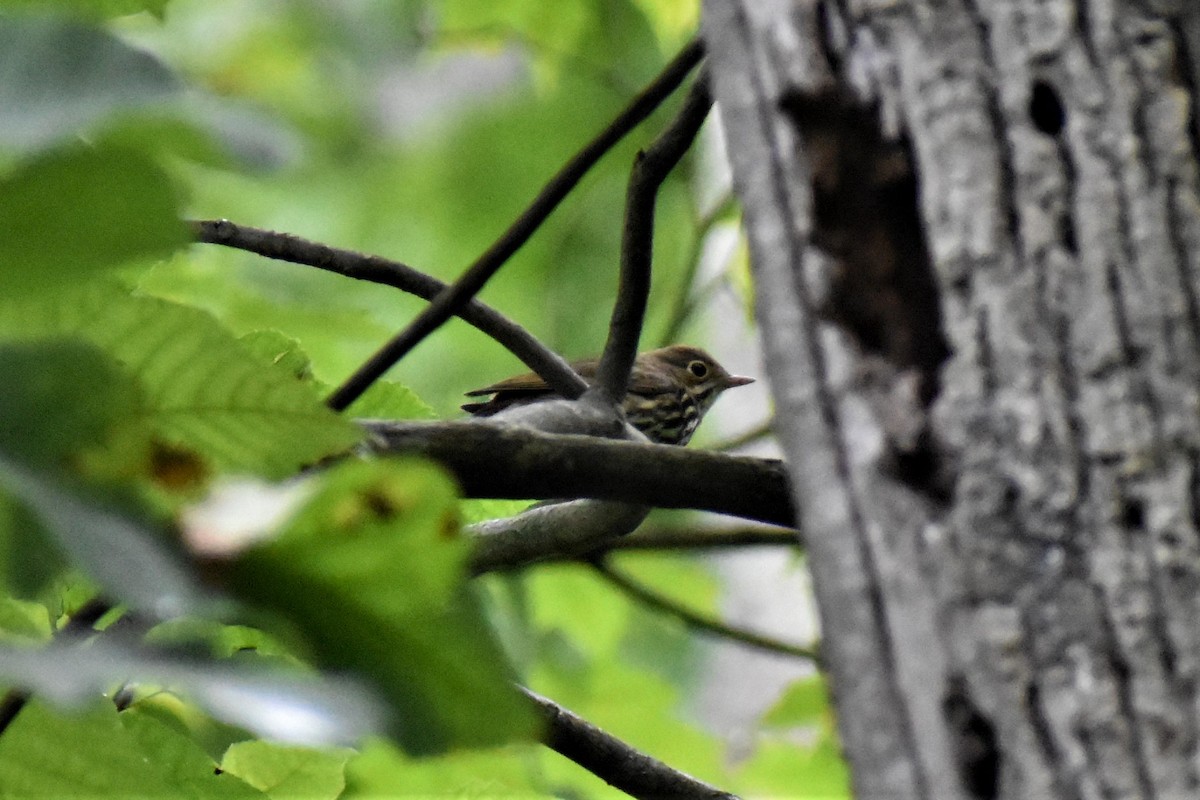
[463,372,553,397]
[463,358,599,397]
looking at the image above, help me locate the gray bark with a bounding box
[704,1,1200,798]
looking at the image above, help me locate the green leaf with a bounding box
[228,459,538,754]
[0,637,386,747]
[736,736,851,800]
[0,701,264,799]
[344,737,543,798]
[0,493,65,599]
[222,741,352,800]
[0,283,363,477]
[762,675,830,728]
[0,1,172,19]
[0,16,179,151]
[0,145,189,294]
[0,340,151,475]
[344,381,437,421]
[0,596,51,643]
[240,330,315,382]
[0,453,207,618]
[239,331,437,421]
[459,498,532,526]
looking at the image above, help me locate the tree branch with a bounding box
[657,192,737,347]
[469,500,649,575]
[521,687,740,800]
[588,559,818,662]
[595,71,714,402]
[326,37,706,411]
[597,524,800,552]
[0,598,113,736]
[362,420,795,527]
[190,219,586,400]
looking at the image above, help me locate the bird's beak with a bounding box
[725,375,755,387]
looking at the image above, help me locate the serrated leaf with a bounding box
[228,459,537,754]
[0,17,179,151]
[0,283,363,477]
[345,381,436,421]
[0,145,189,294]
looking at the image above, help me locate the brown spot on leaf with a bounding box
[149,440,210,491]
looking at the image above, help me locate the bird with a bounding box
[461,344,754,446]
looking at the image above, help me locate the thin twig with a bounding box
[708,419,775,452]
[598,525,800,552]
[363,420,795,527]
[491,523,801,570]
[657,193,737,347]
[326,37,706,411]
[589,559,818,662]
[0,598,113,736]
[521,686,741,800]
[191,220,586,399]
[595,71,713,402]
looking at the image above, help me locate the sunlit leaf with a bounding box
[343,737,542,798]
[0,596,51,643]
[0,701,263,799]
[0,283,363,477]
[240,330,314,382]
[345,381,437,421]
[736,735,851,800]
[226,459,538,754]
[762,674,829,729]
[222,741,352,800]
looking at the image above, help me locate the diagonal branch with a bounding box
[595,524,800,552]
[657,191,737,347]
[190,219,586,399]
[469,499,650,575]
[588,558,818,662]
[326,37,706,411]
[595,71,714,402]
[521,686,741,800]
[363,420,795,526]
[0,597,113,736]
[708,419,775,452]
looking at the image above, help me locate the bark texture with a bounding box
[704,1,1200,798]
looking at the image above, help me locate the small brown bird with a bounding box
[462,344,754,446]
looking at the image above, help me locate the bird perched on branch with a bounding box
[462,344,753,446]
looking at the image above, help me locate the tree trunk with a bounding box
[704,1,1200,797]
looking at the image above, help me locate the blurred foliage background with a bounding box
[0,1,842,797]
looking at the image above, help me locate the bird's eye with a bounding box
[687,360,709,378]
